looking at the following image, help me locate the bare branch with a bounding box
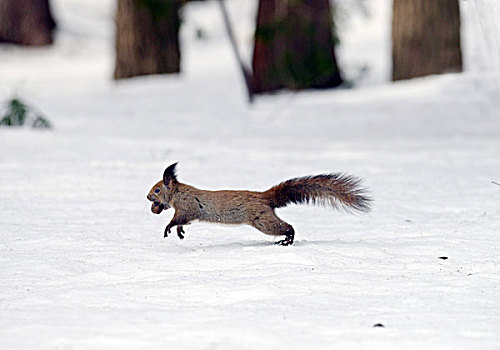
[217,0,255,103]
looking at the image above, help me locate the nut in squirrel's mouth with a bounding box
[151,201,164,214]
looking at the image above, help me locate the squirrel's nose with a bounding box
[147,194,153,201]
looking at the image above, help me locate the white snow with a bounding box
[1,0,499,349]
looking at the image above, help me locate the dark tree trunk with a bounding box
[252,0,342,93]
[114,0,181,80]
[0,0,56,46]
[392,0,462,81]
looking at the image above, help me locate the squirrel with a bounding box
[147,163,371,246]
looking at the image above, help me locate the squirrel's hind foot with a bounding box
[275,232,294,246]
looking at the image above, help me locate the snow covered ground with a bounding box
[1,0,499,349]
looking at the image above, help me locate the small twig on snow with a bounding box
[492,181,500,187]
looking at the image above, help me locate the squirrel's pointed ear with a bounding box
[163,162,178,188]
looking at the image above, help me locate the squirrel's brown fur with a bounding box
[147,163,371,246]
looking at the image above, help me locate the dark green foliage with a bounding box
[254,7,339,45]
[254,21,281,43]
[0,98,52,129]
[0,99,27,126]
[136,0,179,22]
[32,115,52,129]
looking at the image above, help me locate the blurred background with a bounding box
[1,1,500,349]
[1,0,498,98]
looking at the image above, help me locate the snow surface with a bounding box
[1,0,499,349]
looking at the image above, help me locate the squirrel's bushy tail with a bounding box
[265,174,371,213]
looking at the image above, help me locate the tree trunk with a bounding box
[252,0,342,93]
[114,0,181,80]
[0,0,56,46]
[392,0,462,81]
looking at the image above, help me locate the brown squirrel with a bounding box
[147,163,371,246]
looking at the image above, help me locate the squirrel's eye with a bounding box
[154,189,160,194]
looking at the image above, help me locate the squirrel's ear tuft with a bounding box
[163,162,178,187]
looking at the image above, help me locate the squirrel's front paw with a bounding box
[164,226,172,238]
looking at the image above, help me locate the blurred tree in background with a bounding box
[114,0,344,94]
[392,0,462,81]
[0,0,56,45]
[251,0,342,93]
[114,0,181,80]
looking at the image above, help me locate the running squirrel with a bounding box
[147,163,371,246]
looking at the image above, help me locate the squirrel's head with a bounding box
[147,162,178,214]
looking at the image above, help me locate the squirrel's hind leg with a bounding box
[177,225,185,240]
[250,211,295,246]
